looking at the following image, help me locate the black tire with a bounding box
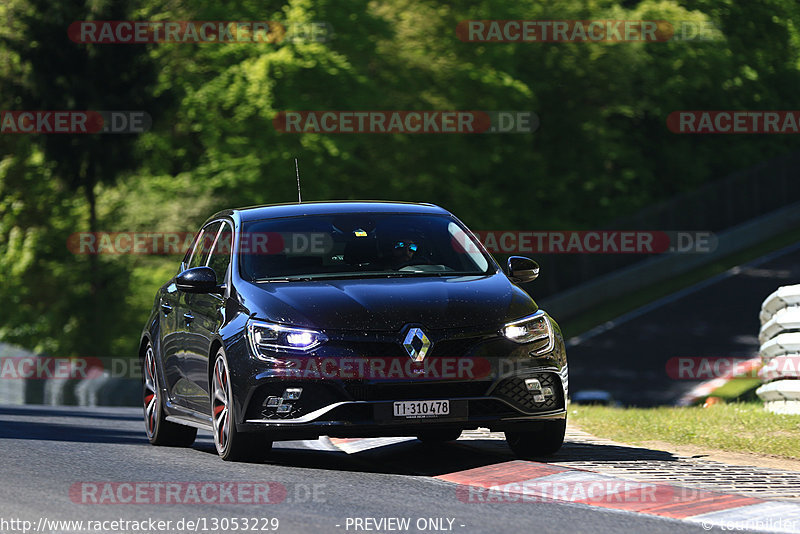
[142,342,197,447]
[416,428,462,443]
[505,418,566,458]
[211,348,272,462]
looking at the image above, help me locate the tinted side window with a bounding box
[182,231,202,268]
[188,221,222,269]
[207,222,233,284]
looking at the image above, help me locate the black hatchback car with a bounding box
[140,201,568,461]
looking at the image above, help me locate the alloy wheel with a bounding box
[212,353,231,455]
[143,345,159,439]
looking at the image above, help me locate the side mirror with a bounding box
[176,266,219,294]
[507,256,539,284]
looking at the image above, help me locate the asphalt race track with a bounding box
[567,242,800,406]
[0,405,721,534]
[4,246,800,533]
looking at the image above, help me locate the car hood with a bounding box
[238,273,536,331]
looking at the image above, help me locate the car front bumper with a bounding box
[226,323,569,440]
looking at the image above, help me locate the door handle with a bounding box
[161,302,173,314]
[183,312,194,324]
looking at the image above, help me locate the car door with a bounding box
[168,222,221,406]
[157,279,180,393]
[159,230,204,400]
[181,220,231,413]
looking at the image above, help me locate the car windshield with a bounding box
[240,213,493,281]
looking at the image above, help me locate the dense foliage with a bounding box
[2,0,800,357]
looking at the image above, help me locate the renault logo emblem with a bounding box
[403,327,431,362]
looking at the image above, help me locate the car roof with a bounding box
[209,201,451,224]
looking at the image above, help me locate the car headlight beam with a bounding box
[502,311,554,355]
[247,319,327,356]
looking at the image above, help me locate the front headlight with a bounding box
[246,319,328,356]
[502,310,554,355]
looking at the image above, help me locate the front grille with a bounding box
[328,334,486,360]
[428,336,486,358]
[492,373,564,413]
[344,380,491,401]
[326,341,407,358]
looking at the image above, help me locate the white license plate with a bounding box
[393,400,450,418]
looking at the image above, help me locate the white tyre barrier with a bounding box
[759,284,800,324]
[757,284,800,414]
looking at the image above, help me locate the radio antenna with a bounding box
[295,158,302,203]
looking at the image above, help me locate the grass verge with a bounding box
[709,378,762,402]
[571,402,800,460]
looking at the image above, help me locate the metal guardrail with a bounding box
[535,150,800,302]
[756,284,800,414]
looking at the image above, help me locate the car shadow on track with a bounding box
[189,434,679,477]
[0,405,680,475]
[189,436,443,475]
[340,439,679,477]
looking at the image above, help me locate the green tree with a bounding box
[1,0,164,356]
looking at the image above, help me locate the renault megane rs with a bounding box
[140,201,568,461]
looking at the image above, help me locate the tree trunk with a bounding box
[85,164,101,358]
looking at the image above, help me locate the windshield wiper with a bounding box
[255,276,315,282]
[254,271,488,282]
[395,271,487,277]
[256,273,403,282]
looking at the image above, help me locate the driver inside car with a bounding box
[389,239,417,268]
